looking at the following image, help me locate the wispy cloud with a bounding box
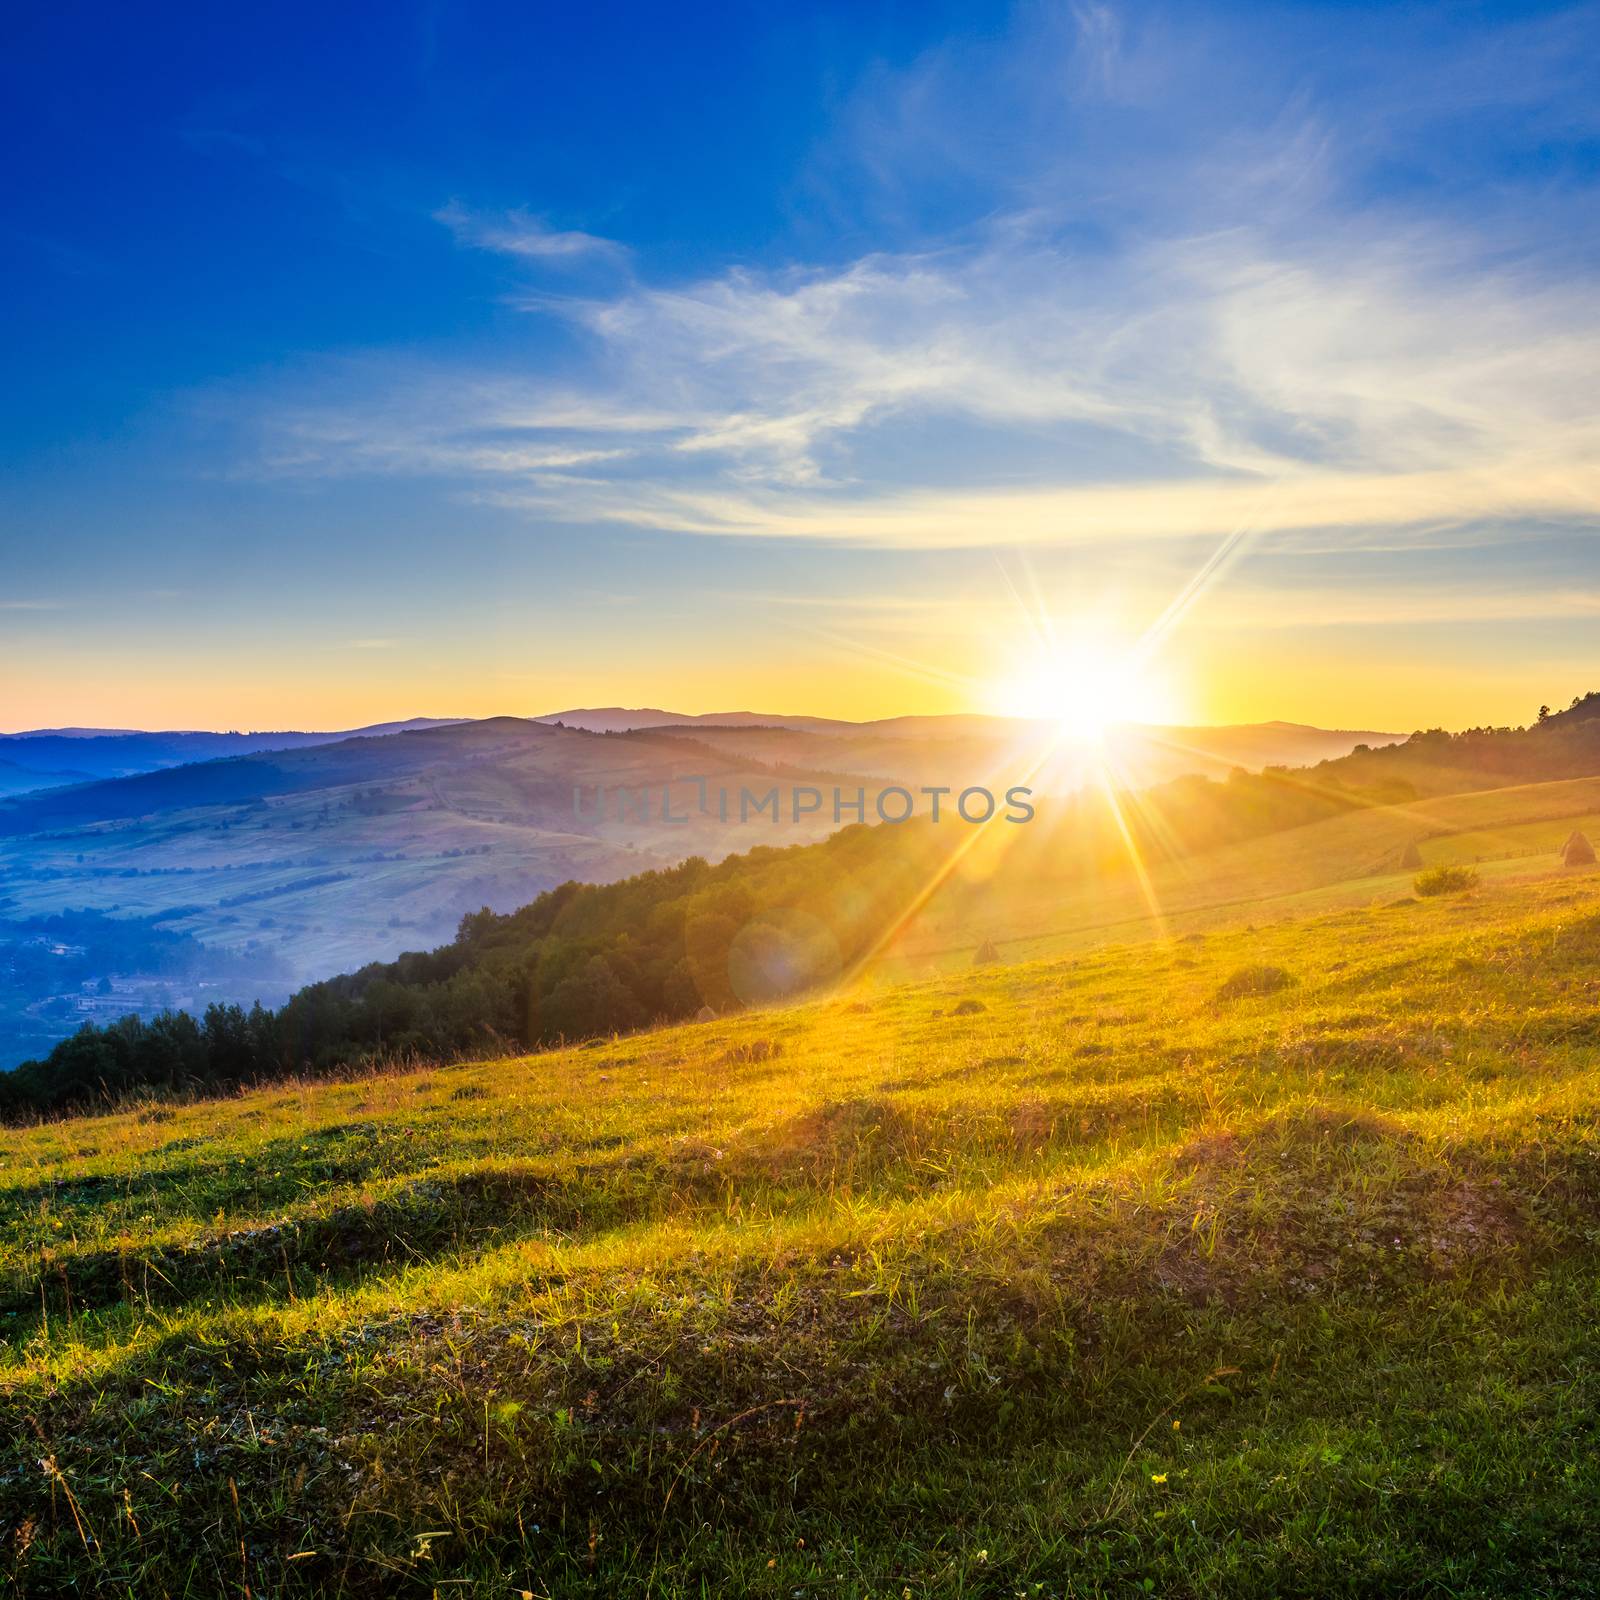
[706,580,1600,633]
[246,372,657,481]
[268,214,1600,549]
[1185,586,1600,631]
[435,201,629,267]
[244,5,1600,563]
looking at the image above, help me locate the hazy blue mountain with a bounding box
[0,758,94,798]
[0,718,466,793]
[0,709,1403,1069]
[540,706,1400,767]
[0,717,902,1066]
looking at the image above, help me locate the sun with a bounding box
[991,642,1177,741]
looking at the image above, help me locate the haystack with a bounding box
[1562,829,1596,867]
[973,938,999,966]
[1399,839,1424,870]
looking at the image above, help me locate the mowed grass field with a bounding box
[4,856,1600,1594]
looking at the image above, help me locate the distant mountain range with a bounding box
[0,719,464,793]
[0,710,1401,801]
[0,758,94,798]
[0,708,1408,1068]
[536,707,862,735]
[536,708,1404,794]
[538,705,1400,750]
[11,693,1600,1074]
[11,693,1599,1107]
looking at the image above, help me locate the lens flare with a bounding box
[991,641,1177,742]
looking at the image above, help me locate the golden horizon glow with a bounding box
[0,616,1577,737]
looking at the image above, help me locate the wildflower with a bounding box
[1150,1472,1168,1484]
[1172,1419,1181,1431]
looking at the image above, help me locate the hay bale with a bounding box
[973,938,999,965]
[1399,839,1424,870]
[1562,829,1596,867]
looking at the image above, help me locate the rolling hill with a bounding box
[3,839,1598,1593]
[4,697,1592,1079]
[0,718,937,1067]
[4,709,1401,803]
[2,706,1590,1084]
[544,708,1404,792]
[11,700,1600,1116]
[0,710,1406,1070]
[0,757,93,798]
[0,718,465,794]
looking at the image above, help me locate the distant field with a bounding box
[896,775,1600,976]
[6,725,1596,1075]
[0,717,948,1064]
[4,849,1600,1593]
[0,788,643,971]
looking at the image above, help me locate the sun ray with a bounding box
[1133,485,1284,665]
[1095,741,1199,884]
[790,621,990,699]
[844,731,1063,985]
[1091,764,1172,943]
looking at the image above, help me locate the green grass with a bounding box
[4,863,1600,1595]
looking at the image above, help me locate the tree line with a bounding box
[4,694,1593,1121]
[0,822,952,1119]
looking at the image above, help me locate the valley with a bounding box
[0,712,1401,1069]
[3,805,1597,1594]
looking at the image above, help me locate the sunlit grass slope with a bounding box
[902,774,1600,972]
[4,865,1600,1595]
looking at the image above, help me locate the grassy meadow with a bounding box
[899,774,1600,973]
[4,801,1600,1595]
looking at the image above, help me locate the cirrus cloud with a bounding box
[246,3,1600,566]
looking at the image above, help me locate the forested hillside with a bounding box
[5,695,1597,1119]
[1299,690,1600,794]
[7,861,1600,1594]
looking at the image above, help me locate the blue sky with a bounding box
[3,1,1597,730]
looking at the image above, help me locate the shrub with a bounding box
[1415,865,1479,897]
[1215,964,1295,1002]
[724,1037,783,1065]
